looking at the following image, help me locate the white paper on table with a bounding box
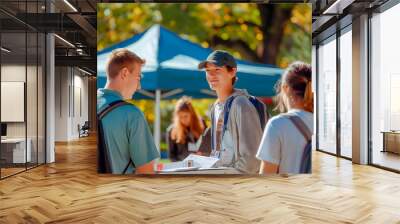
[160,167,200,172]
[188,142,198,152]
[161,154,220,172]
[162,161,187,170]
[183,154,219,169]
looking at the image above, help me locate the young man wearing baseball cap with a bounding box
[198,50,268,174]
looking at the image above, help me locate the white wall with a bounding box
[54,67,89,141]
[55,66,69,141]
[72,72,89,138]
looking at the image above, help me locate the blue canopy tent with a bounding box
[97,24,283,149]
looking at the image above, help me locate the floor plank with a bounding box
[0,135,399,223]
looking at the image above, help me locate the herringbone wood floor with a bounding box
[1,135,400,223]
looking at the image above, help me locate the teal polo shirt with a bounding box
[97,88,160,174]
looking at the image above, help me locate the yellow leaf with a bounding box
[201,42,209,48]
[241,24,248,32]
[256,33,263,41]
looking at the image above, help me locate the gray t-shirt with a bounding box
[256,109,313,174]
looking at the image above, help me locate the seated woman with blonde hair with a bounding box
[167,96,206,162]
[256,61,313,174]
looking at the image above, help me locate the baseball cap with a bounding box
[198,50,237,69]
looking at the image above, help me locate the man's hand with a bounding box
[135,160,156,174]
[259,160,279,174]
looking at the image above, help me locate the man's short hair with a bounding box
[106,49,145,79]
[226,65,238,85]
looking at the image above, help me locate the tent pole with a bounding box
[154,89,161,153]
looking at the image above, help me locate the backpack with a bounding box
[286,114,312,174]
[222,95,269,134]
[97,100,135,174]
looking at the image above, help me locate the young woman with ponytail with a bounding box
[256,61,313,174]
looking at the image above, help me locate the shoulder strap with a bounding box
[210,106,215,150]
[286,114,312,174]
[286,115,312,141]
[98,100,130,120]
[222,95,267,132]
[248,96,267,130]
[122,159,134,174]
[97,100,136,174]
[222,96,237,133]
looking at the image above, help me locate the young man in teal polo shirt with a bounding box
[97,49,159,174]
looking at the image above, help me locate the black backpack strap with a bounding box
[98,100,130,119]
[222,96,237,133]
[248,96,267,130]
[97,100,136,174]
[223,95,267,133]
[122,159,134,174]
[97,119,112,173]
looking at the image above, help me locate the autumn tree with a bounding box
[97,3,311,67]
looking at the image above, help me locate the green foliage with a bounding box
[278,4,312,67]
[97,3,311,65]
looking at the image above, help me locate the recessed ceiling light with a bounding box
[1,47,11,53]
[78,67,92,76]
[63,0,78,12]
[54,34,75,48]
[322,0,354,15]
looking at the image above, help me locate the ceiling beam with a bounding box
[55,55,96,71]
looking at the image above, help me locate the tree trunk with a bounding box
[258,4,293,65]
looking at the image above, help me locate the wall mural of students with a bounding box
[198,50,269,174]
[256,61,313,174]
[97,49,160,174]
[167,97,206,162]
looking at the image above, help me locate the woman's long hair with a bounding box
[171,97,205,144]
[274,61,313,113]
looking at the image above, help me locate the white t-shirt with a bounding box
[213,102,225,151]
[256,109,313,174]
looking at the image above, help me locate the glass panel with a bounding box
[371,4,400,171]
[26,0,39,169]
[340,28,352,158]
[27,31,38,169]
[0,0,46,178]
[0,0,28,177]
[317,36,337,154]
[1,30,27,177]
